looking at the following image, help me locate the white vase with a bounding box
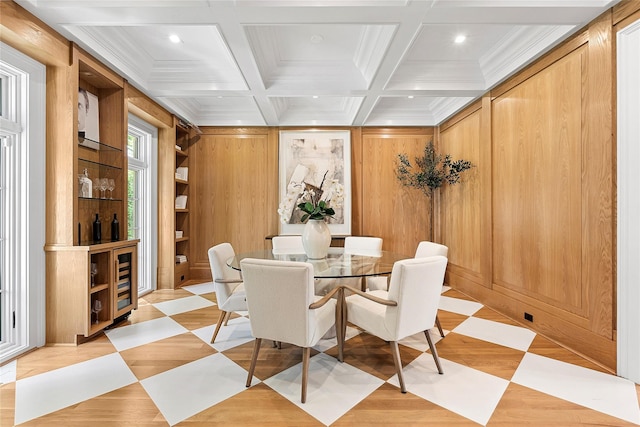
[302,219,331,259]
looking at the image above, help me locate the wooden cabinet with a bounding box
[46,241,138,344]
[44,46,138,344]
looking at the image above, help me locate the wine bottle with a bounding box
[93,213,101,243]
[111,213,120,241]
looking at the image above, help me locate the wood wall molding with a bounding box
[0,0,70,66]
[126,84,173,129]
[613,0,640,27]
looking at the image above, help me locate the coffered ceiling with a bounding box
[15,0,620,127]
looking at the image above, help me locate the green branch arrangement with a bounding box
[396,140,474,196]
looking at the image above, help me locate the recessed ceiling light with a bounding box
[454,34,466,44]
[313,95,319,99]
[169,34,181,44]
[408,95,414,99]
[310,34,324,44]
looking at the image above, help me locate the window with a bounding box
[0,42,45,363]
[127,115,157,296]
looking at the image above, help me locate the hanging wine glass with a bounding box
[92,299,103,324]
[90,262,98,287]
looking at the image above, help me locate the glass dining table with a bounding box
[227,247,410,279]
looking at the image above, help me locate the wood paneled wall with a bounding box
[438,106,484,286]
[440,11,617,369]
[189,128,279,279]
[189,127,435,280]
[360,128,434,257]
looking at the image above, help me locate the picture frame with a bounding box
[78,88,100,149]
[278,130,351,235]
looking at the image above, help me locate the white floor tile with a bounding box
[14,353,136,425]
[399,328,445,352]
[453,316,535,351]
[141,353,252,426]
[153,295,214,316]
[264,352,384,426]
[438,295,483,316]
[512,352,640,424]
[389,355,509,425]
[105,316,188,351]
[182,282,215,295]
[0,360,16,384]
[191,316,254,351]
[313,325,360,353]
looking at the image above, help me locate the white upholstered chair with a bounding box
[271,235,305,254]
[344,236,383,291]
[241,258,341,403]
[369,240,449,337]
[207,243,247,344]
[340,256,448,393]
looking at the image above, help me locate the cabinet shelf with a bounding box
[175,178,188,185]
[176,148,187,157]
[78,157,122,171]
[78,136,122,153]
[176,236,189,243]
[79,196,124,202]
[90,283,109,294]
[176,208,189,213]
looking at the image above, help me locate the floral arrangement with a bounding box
[278,172,345,224]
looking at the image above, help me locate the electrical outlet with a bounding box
[524,312,534,322]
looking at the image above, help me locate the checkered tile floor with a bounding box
[2,283,639,426]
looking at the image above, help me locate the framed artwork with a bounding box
[78,88,100,149]
[278,130,351,235]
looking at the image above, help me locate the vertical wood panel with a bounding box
[585,11,614,337]
[192,131,275,276]
[439,111,482,275]
[361,129,434,257]
[492,48,584,313]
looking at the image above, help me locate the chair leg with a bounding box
[246,338,262,387]
[424,330,444,374]
[389,341,406,393]
[223,311,232,326]
[210,310,227,343]
[301,347,310,403]
[435,315,445,338]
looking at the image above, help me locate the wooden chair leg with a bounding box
[435,315,445,338]
[424,330,444,374]
[210,310,227,343]
[223,311,232,326]
[389,341,406,393]
[301,347,310,403]
[246,338,262,387]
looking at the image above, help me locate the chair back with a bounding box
[272,235,305,254]
[385,256,448,339]
[208,243,242,304]
[414,241,448,258]
[344,236,383,256]
[240,258,320,347]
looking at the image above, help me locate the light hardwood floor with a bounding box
[2,282,639,426]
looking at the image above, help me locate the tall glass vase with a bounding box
[302,219,331,259]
